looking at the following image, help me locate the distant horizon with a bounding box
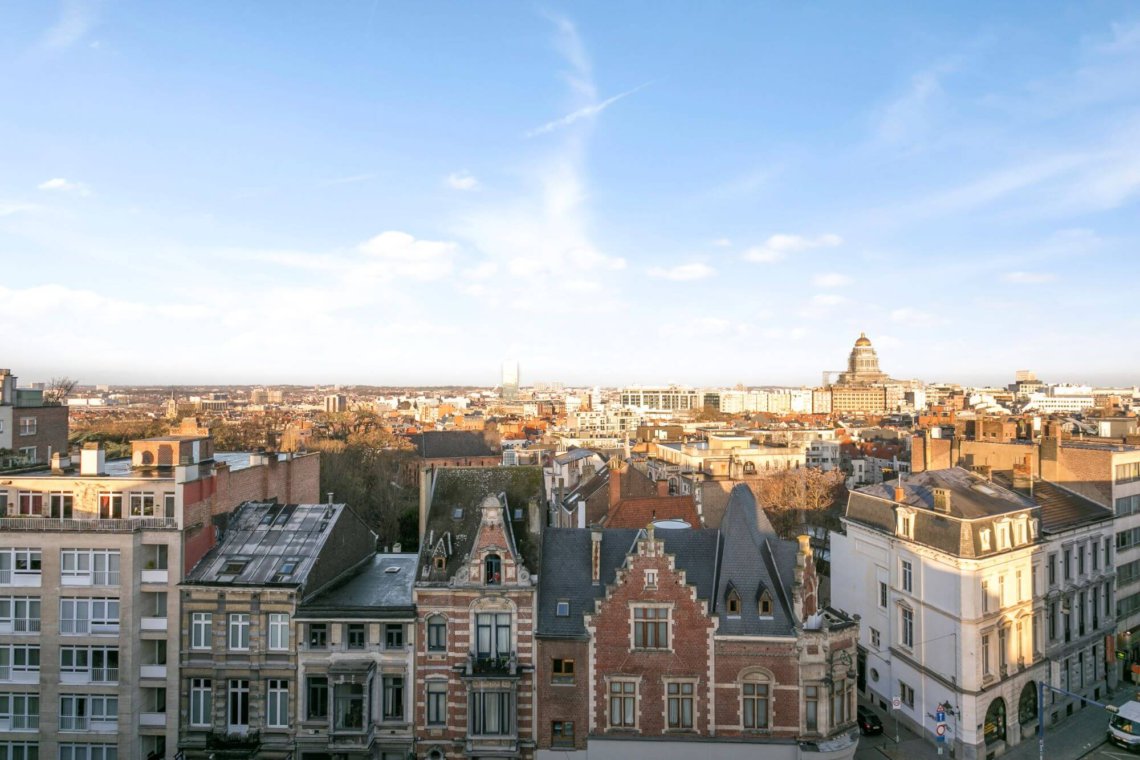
[3,4,1139,383]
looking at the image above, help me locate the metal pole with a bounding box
[1037,679,1044,760]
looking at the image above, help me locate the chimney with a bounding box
[793,534,818,621]
[894,484,906,503]
[79,443,106,476]
[0,369,13,406]
[1012,455,1033,496]
[932,487,951,513]
[923,431,932,472]
[607,456,624,508]
[657,479,669,497]
[51,451,72,475]
[590,526,602,585]
[392,542,402,553]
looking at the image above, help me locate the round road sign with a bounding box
[892,696,901,710]
[936,723,947,737]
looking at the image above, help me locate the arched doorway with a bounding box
[1018,682,1038,738]
[985,697,1008,746]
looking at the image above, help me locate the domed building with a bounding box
[835,333,891,385]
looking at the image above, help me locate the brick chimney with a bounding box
[1012,455,1033,497]
[656,479,669,497]
[894,484,906,503]
[590,526,602,585]
[607,456,625,509]
[793,534,818,622]
[923,430,932,472]
[932,487,951,513]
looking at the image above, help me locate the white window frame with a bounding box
[900,605,914,649]
[0,549,41,585]
[267,613,289,651]
[900,559,913,593]
[228,613,250,651]
[0,644,40,680]
[17,418,35,437]
[227,679,250,732]
[191,613,212,650]
[267,680,289,728]
[59,744,117,760]
[129,493,158,518]
[0,597,41,634]
[0,692,39,730]
[190,678,213,727]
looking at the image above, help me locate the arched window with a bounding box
[743,462,756,475]
[727,588,741,615]
[427,615,446,652]
[485,554,502,585]
[759,590,773,618]
[741,672,772,730]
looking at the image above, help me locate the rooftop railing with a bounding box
[0,517,177,532]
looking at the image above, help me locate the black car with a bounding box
[857,705,884,736]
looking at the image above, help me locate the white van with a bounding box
[1109,700,1140,751]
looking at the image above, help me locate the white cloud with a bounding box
[0,202,39,216]
[40,0,97,51]
[647,262,715,281]
[37,178,91,196]
[1003,271,1056,284]
[811,293,848,307]
[356,231,457,281]
[712,238,732,247]
[743,233,842,263]
[525,82,650,138]
[812,272,851,288]
[446,171,480,191]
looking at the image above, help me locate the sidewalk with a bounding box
[855,688,1130,760]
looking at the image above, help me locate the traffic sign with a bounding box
[892,696,901,710]
[936,709,946,722]
[936,723,947,737]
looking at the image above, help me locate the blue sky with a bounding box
[2,2,1139,387]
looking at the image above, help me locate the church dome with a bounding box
[854,332,872,347]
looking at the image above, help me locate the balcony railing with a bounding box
[10,715,39,730]
[10,619,40,633]
[60,715,89,731]
[466,652,518,676]
[0,517,178,532]
[206,731,260,750]
[0,667,40,683]
[92,667,119,683]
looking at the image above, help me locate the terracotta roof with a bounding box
[603,495,699,529]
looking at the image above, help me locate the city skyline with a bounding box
[2,3,1140,385]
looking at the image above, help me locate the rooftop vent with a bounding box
[932,487,952,513]
[384,566,401,574]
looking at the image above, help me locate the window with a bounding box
[344,623,366,649]
[16,448,35,465]
[980,529,992,551]
[0,549,40,584]
[228,680,250,731]
[1079,546,1086,576]
[1049,601,1058,641]
[384,623,404,649]
[267,613,288,651]
[1106,538,1113,568]
[998,575,1006,607]
[0,742,37,760]
[306,677,328,720]
[1093,541,1100,570]
[552,658,575,684]
[471,691,511,735]
[727,589,741,615]
[0,597,40,634]
[189,679,212,727]
[899,681,915,709]
[878,581,888,609]
[901,606,914,648]
[982,633,991,675]
[191,613,212,650]
[831,680,850,725]
[0,644,40,680]
[982,580,989,613]
[759,591,773,617]
[17,418,35,436]
[60,695,117,730]
[0,693,39,730]
[556,600,570,617]
[307,623,328,649]
[426,682,446,725]
[1116,462,1140,484]
[1063,548,1072,580]
[804,685,818,731]
[609,680,637,728]
[633,606,669,649]
[15,493,41,517]
[667,682,694,729]
[870,627,880,649]
[382,676,403,720]
[48,493,74,519]
[1048,553,1057,586]
[59,647,117,682]
[163,493,175,518]
[475,613,511,659]
[998,627,1008,670]
[645,569,658,588]
[228,614,250,651]
[1016,569,1023,601]
[129,493,157,518]
[552,720,575,747]
[427,616,446,651]
[59,746,116,760]
[901,560,913,593]
[97,494,122,520]
[742,677,770,729]
[266,680,288,728]
[484,553,502,585]
[334,682,365,730]
[60,550,120,586]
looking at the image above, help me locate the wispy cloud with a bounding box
[812,272,851,288]
[37,178,91,196]
[446,171,480,191]
[40,0,98,51]
[647,263,715,281]
[743,233,842,263]
[525,81,651,138]
[1003,271,1056,284]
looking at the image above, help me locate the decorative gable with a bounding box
[456,494,530,587]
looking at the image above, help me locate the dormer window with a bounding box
[758,591,773,618]
[433,556,445,571]
[896,509,915,540]
[727,589,741,616]
[996,521,1011,550]
[980,529,992,552]
[485,554,502,585]
[1015,516,1029,545]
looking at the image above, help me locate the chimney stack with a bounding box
[894,484,906,503]
[933,487,951,513]
[607,456,625,508]
[793,534,818,621]
[1012,455,1033,496]
[923,430,933,472]
[590,526,602,585]
[79,443,106,476]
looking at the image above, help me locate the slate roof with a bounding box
[714,485,797,636]
[854,468,1032,518]
[185,501,347,586]
[296,553,416,619]
[989,471,1112,534]
[411,430,496,459]
[554,448,599,465]
[537,527,721,638]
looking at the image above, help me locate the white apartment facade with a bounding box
[832,467,1114,760]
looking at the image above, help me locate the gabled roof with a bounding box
[714,485,797,636]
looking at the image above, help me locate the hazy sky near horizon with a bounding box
[3,2,1140,388]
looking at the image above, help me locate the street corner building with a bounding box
[536,483,860,760]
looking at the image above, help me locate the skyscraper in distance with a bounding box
[502,360,520,401]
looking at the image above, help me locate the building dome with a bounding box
[854,332,872,347]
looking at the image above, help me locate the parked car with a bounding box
[857,705,884,736]
[1109,700,1140,751]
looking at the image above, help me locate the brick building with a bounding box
[401,431,501,488]
[0,369,68,469]
[413,467,544,759]
[536,485,859,760]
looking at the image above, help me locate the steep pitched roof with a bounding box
[714,485,797,636]
[411,430,496,458]
[603,495,699,528]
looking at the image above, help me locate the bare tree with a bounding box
[43,377,78,406]
[754,467,847,538]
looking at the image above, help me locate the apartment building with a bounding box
[177,501,376,760]
[831,467,1114,760]
[0,369,68,469]
[0,426,318,760]
[294,554,416,760]
[536,485,859,760]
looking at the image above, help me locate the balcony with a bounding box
[141,569,169,584]
[140,712,166,728]
[0,716,39,731]
[92,667,118,683]
[0,571,41,588]
[91,718,118,733]
[206,731,261,751]
[60,715,89,731]
[140,664,167,679]
[464,652,519,677]
[0,667,39,684]
[0,517,178,532]
[0,619,41,634]
[61,667,119,685]
[141,617,168,632]
[465,736,518,756]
